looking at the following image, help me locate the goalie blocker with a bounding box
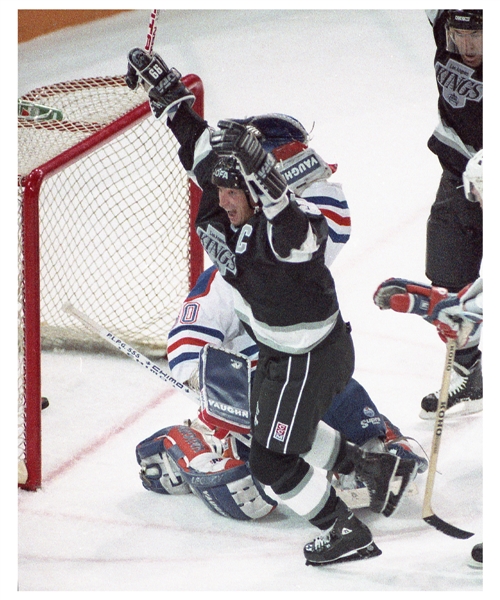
[198,344,252,434]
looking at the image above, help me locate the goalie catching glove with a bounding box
[136,425,276,520]
[126,47,195,119]
[211,120,288,213]
[373,277,483,348]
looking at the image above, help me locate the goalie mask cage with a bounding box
[18,74,205,490]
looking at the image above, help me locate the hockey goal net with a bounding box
[18,74,204,490]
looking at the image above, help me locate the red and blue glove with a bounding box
[374,277,483,347]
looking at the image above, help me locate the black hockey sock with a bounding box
[455,346,481,369]
[309,491,342,531]
[330,434,357,475]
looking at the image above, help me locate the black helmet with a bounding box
[445,10,483,58]
[446,10,483,31]
[211,156,258,207]
[211,156,247,189]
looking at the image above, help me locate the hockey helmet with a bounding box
[445,10,483,57]
[231,113,309,159]
[463,149,483,204]
[231,113,336,195]
[211,156,247,189]
[211,156,258,207]
[446,9,483,31]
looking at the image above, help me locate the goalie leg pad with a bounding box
[186,465,277,521]
[136,428,192,495]
[321,378,386,447]
[163,425,277,520]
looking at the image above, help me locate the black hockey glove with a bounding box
[211,120,287,205]
[125,63,140,91]
[127,47,195,119]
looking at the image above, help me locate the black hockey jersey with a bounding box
[427,10,483,177]
[168,104,340,355]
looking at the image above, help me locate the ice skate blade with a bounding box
[468,558,483,569]
[305,542,382,566]
[419,398,483,420]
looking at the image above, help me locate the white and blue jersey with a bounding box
[168,266,259,384]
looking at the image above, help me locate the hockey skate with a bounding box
[420,358,482,420]
[304,499,381,566]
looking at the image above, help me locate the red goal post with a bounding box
[18,74,205,490]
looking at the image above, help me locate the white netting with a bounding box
[19,75,195,356]
[18,76,201,488]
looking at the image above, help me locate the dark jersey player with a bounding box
[422,9,483,419]
[126,48,417,566]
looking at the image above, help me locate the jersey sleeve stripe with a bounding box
[304,192,347,207]
[320,208,351,227]
[168,352,204,370]
[328,230,351,245]
[186,265,218,300]
[168,336,212,353]
[168,323,225,341]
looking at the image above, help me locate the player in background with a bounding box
[127,48,417,566]
[420,10,482,419]
[375,150,483,567]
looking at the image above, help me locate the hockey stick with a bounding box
[144,9,160,54]
[422,339,474,539]
[63,302,200,402]
[62,302,251,446]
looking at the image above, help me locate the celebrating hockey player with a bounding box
[127,48,418,566]
[137,114,426,532]
[157,116,427,506]
[420,10,483,418]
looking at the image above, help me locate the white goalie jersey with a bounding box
[167,177,351,384]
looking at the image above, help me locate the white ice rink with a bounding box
[11,5,494,594]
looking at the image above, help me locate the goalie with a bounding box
[127,48,419,566]
[138,266,428,502]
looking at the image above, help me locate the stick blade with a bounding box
[423,514,474,539]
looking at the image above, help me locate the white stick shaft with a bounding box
[422,339,456,518]
[63,302,198,403]
[145,9,160,54]
[62,303,252,448]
